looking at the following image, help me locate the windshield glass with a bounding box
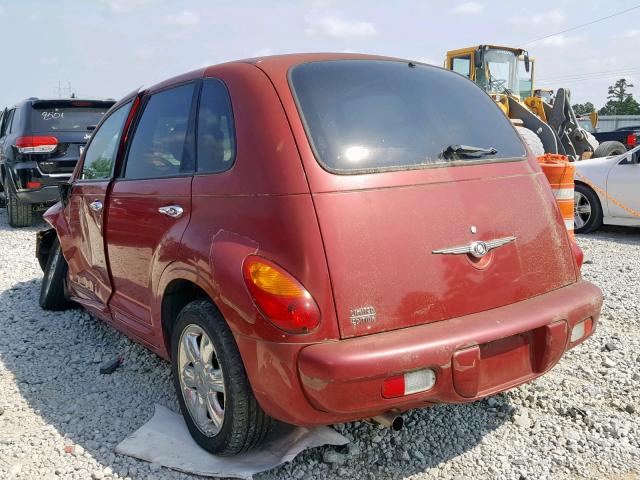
[289,60,525,173]
[30,101,112,132]
[476,49,519,96]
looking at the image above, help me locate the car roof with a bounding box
[112,53,430,111]
[142,52,417,94]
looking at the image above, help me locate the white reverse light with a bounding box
[404,369,437,395]
[570,320,586,343]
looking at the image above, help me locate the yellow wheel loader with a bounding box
[445,45,624,160]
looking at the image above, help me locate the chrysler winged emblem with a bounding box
[432,236,516,258]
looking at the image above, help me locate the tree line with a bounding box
[572,79,640,116]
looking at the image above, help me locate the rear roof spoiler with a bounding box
[31,99,116,109]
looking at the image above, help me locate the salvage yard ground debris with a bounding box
[0,210,638,480]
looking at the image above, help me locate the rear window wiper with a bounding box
[440,144,498,160]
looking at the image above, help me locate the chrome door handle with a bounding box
[89,200,103,212]
[158,205,184,218]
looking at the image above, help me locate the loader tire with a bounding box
[515,126,545,157]
[593,141,626,158]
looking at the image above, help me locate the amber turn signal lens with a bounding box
[242,256,320,334]
[246,262,304,297]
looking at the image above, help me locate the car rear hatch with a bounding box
[27,100,114,175]
[287,59,578,339]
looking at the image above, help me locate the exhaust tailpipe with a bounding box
[371,413,404,431]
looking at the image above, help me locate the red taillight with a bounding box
[15,136,58,154]
[242,256,320,334]
[25,181,42,189]
[627,134,637,147]
[382,375,405,398]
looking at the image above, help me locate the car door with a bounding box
[606,149,640,218]
[64,101,135,313]
[105,82,196,337]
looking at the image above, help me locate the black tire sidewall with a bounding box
[7,185,32,228]
[575,183,603,234]
[39,238,70,310]
[171,301,251,455]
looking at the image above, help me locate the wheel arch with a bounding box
[161,277,206,359]
[158,269,227,360]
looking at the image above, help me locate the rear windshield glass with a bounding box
[289,60,526,173]
[30,102,112,132]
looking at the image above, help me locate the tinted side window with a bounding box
[196,79,236,173]
[81,102,132,180]
[9,108,21,133]
[124,83,195,180]
[2,109,15,136]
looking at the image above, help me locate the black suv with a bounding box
[0,98,115,227]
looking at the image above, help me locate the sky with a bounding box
[0,0,638,109]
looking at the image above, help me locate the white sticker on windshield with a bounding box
[41,111,64,121]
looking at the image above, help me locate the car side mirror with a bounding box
[58,181,72,207]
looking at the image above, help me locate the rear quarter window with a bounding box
[196,79,236,174]
[289,60,526,173]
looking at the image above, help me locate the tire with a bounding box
[39,237,72,310]
[7,188,33,228]
[171,299,274,456]
[592,141,626,158]
[574,183,603,234]
[515,126,545,157]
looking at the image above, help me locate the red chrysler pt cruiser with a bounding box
[36,53,603,456]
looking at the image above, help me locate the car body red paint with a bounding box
[42,53,602,427]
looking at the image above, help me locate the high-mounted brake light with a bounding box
[15,136,58,154]
[242,256,320,334]
[627,134,637,147]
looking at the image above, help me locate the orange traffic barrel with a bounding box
[537,154,574,236]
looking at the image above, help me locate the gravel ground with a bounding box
[0,209,638,480]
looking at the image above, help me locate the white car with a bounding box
[573,146,640,233]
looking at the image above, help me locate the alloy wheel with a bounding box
[574,190,592,230]
[178,324,225,436]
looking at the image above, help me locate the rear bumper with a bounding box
[16,185,62,204]
[8,160,71,205]
[239,280,602,426]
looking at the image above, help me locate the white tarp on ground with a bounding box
[115,405,349,479]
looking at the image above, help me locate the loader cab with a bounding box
[445,45,534,101]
